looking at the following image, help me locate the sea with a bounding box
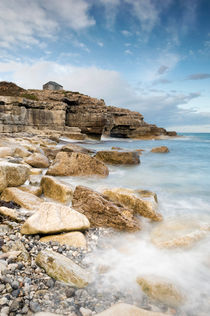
[60,133,210,315]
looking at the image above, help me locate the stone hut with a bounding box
[43,81,63,91]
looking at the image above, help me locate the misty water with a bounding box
[59,133,210,315]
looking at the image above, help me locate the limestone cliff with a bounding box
[0,82,176,138]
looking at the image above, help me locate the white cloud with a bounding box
[121,30,132,36]
[97,41,104,47]
[125,49,133,55]
[98,0,121,28]
[0,0,95,48]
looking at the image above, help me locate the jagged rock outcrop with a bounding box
[0,81,176,138]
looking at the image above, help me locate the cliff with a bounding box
[0,82,176,138]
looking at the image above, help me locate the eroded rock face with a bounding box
[41,175,73,203]
[35,249,90,287]
[1,187,42,210]
[25,153,49,168]
[96,303,168,316]
[103,188,162,222]
[0,162,30,192]
[94,151,140,165]
[72,186,141,232]
[151,146,169,153]
[0,83,176,138]
[46,152,109,177]
[21,202,90,235]
[40,232,87,249]
[136,276,184,307]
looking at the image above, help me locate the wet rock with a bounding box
[25,153,50,168]
[46,152,109,177]
[1,187,42,210]
[21,202,90,235]
[18,184,42,197]
[151,217,210,249]
[95,303,167,316]
[36,249,90,287]
[0,162,30,192]
[94,151,140,165]
[0,200,20,209]
[40,232,87,249]
[137,276,184,307]
[103,188,162,221]
[41,175,73,203]
[151,146,169,153]
[72,186,141,232]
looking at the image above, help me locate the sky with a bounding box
[0,0,210,132]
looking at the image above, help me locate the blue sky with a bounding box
[0,0,210,132]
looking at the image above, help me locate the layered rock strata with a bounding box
[0,82,176,138]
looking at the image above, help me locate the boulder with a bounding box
[0,206,20,222]
[96,303,168,316]
[136,190,158,203]
[94,151,140,165]
[151,146,169,153]
[137,276,184,307]
[30,168,42,175]
[25,153,49,168]
[0,162,30,192]
[40,232,86,248]
[41,176,73,203]
[103,188,162,221]
[61,143,93,154]
[36,250,90,287]
[14,146,30,158]
[72,186,141,232]
[0,147,14,158]
[1,187,42,210]
[21,202,90,235]
[46,152,109,177]
[18,184,42,197]
[151,217,210,249]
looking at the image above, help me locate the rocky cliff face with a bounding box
[0,82,176,138]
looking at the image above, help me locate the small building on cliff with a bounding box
[43,81,63,91]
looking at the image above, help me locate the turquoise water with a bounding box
[60,133,210,315]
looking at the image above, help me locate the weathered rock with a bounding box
[46,152,109,177]
[21,202,90,235]
[1,187,42,210]
[25,153,49,168]
[96,303,168,316]
[136,190,158,203]
[72,186,141,231]
[151,218,210,249]
[30,168,43,175]
[0,147,14,158]
[103,188,162,221]
[0,162,30,192]
[14,146,30,158]
[41,175,73,203]
[151,146,169,153]
[18,184,42,196]
[0,206,20,221]
[94,151,140,165]
[36,249,90,287]
[137,276,184,307]
[61,143,93,154]
[0,83,176,138]
[40,232,86,248]
[2,240,30,262]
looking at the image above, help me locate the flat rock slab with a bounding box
[72,185,141,232]
[21,202,90,235]
[1,187,42,210]
[46,152,109,177]
[95,151,140,165]
[96,303,168,316]
[151,146,169,153]
[0,206,20,221]
[36,249,90,287]
[41,175,73,203]
[40,231,86,249]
